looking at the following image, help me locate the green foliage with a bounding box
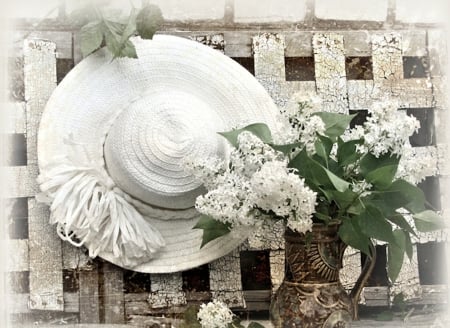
[76,3,163,59]
[312,112,356,141]
[219,123,273,147]
[195,109,445,283]
[193,215,231,247]
[136,4,164,39]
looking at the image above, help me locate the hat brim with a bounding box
[38,35,279,273]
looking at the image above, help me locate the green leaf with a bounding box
[322,189,358,213]
[193,215,231,247]
[357,205,396,244]
[359,153,399,189]
[337,138,363,167]
[339,218,370,255]
[314,135,333,167]
[388,230,406,282]
[219,123,273,148]
[404,231,413,261]
[102,19,138,59]
[385,179,426,213]
[387,214,417,237]
[80,20,104,57]
[413,210,448,232]
[325,169,350,192]
[136,4,164,39]
[290,149,349,192]
[312,112,356,141]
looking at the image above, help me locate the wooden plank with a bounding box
[347,79,434,109]
[24,38,57,166]
[340,247,362,292]
[7,239,29,272]
[371,33,404,82]
[3,166,39,198]
[313,33,349,113]
[12,30,73,59]
[24,39,63,311]
[102,262,125,324]
[209,248,245,308]
[3,102,26,134]
[253,33,290,107]
[7,292,79,314]
[269,250,285,293]
[27,198,64,311]
[363,286,390,306]
[79,268,101,323]
[148,273,186,309]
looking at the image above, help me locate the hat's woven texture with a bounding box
[37,35,279,273]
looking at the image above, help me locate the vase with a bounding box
[270,223,375,328]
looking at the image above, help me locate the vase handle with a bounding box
[349,242,377,320]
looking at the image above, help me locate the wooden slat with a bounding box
[102,262,125,324]
[24,38,64,311]
[363,286,390,306]
[209,248,245,308]
[221,30,428,57]
[148,273,186,309]
[79,268,101,323]
[253,33,290,107]
[7,239,29,272]
[243,290,271,311]
[372,32,404,82]
[27,198,64,311]
[3,166,39,198]
[348,79,434,109]
[3,102,26,134]
[12,30,73,59]
[269,250,285,293]
[313,33,348,113]
[340,247,362,292]
[24,39,57,166]
[7,292,79,314]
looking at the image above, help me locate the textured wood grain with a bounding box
[209,248,245,308]
[148,273,186,309]
[313,33,349,113]
[12,31,73,59]
[24,39,63,311]
[102,262,125,324]
[79,268,100,323]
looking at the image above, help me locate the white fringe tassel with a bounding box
[37,159,166,268]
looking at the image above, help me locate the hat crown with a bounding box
[103,89,229,210]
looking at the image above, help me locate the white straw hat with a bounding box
[37,35,279,273]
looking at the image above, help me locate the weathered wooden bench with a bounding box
[4,20,449,326]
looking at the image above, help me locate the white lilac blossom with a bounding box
[362,101,420,157]
[197,300,234,328]
[188,130,316,232]
[250,161,316,233]
[231,131,285,177]
[396,145,437,185]
[273,93,326,153]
